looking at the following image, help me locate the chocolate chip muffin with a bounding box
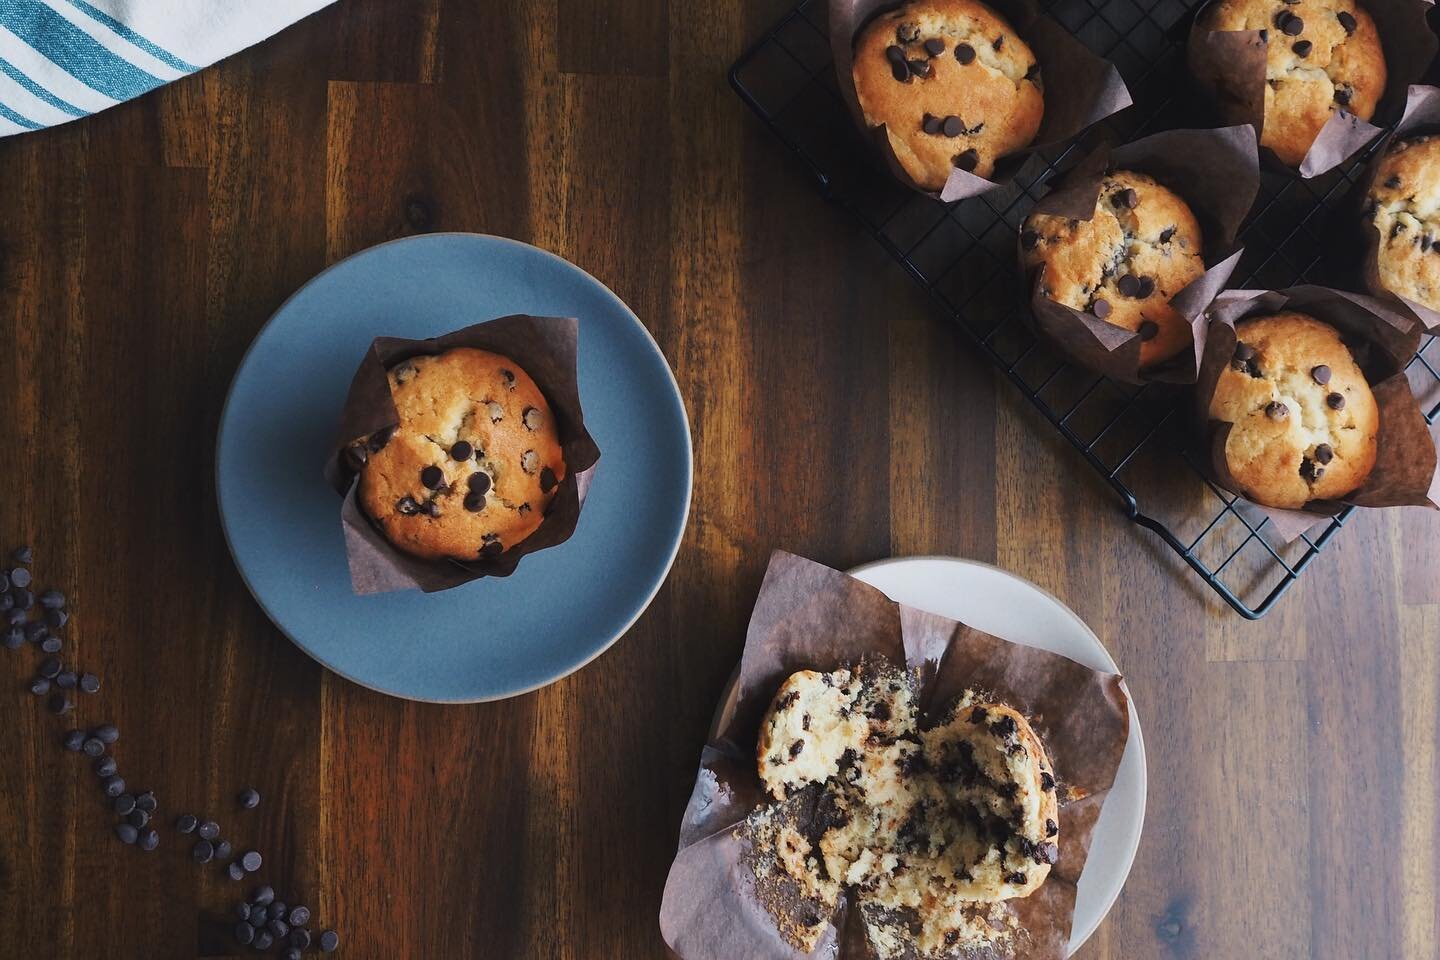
[1022,170,1206,366]
[1209,313,1379,508]
[750,664,1059,955]
[851,0,1044,187]
[1364,135,1440,312]
[1190,0,1386,167]
[355,348,566,561]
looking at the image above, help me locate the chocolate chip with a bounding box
[1020,229,1039,250]
[9,566,30,588]
[176,814,198,834]
[38,656,60,679]
[93,757,116,777]
[12,546,31,565]
[319,931,340,952]
[103,776,126,799]
[918,37,943,57]
[1005,871,1028,885]
[214,839,232,860]
[25,621,47,643]
[139,830,159,852]
[990,715,1016,736]
[1337,10,1356,33]
[192,839,215,864]
[1281,13,1303,34]
[3,627,21,649]
[922,113,941,135]
[421,500,440,518]
[63,729,85,752]
[1118,274,1141,297]
[254,886,276,906]
[954,42,976,64]
[290,906,312,927]
[115,823,139,845]
[1301,457,1325,482]
[80,673,99,694]
[1335,86,1352,107]
[38,589,64,609]
[1327,392,1346,410]
[463,492,485,512]
[1091,298,1112,319]
[1040,771,1056,791]
[908,58,931,78]
[954,148,979,172]
[396,496,420,516]
[1139,321,1159,341]
[241,850,262,873]
[940,114,963,138]
[1137,276,1156,298]
[993,34,1004,50]
[255,931,275,951]
[1293,39,1312,57]
[239,787,261,810]
[969,706,987,724]
[420,465,444,490]
[1159,226,1176,244]
[885,44,905,63]
[94,724,119,745]
[1234,342,1256,362]
[270,918,291,939]
[1266,401,1289,420]
[54,670,74,688]
[44,609,66,630]
[29,677,49,695]
[11,588,31,610]
[540,466,558,493]
[198,820,220,841]
[479,536,503,559]
[251,906,269,927]
[450,441,473,462]
[1045,817,1058,836]
[227,861,246,881]
[82,737,105,758]
[127,810,150,830]
[1114,188,1138,209]
[367,427,394,452]
[890,60,910,82]
[286,948,304,960]
[234,921,256,946]
[1311,365,1331,385]
[48,693,71,714]
[1315,443,1334,464]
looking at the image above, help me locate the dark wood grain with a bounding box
[1,0,1439,957]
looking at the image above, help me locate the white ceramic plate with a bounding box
[848,556,1146,956]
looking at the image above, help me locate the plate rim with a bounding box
[214,232,694,703]
[845,555,1147,956]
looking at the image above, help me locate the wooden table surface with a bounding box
[2,0,1439,957]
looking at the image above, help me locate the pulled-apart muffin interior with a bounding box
[746,662,1059,957]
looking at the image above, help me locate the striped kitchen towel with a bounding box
[0,0,335,136]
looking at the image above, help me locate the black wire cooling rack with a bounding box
[730,0,1440,618]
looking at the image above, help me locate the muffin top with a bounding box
[1193,0,1386,167]
[357,348,565,561]
[1209,312,1379,508]
[1022,169,1206,367]
[1364,135,1440,312]
[852,0,1044,187]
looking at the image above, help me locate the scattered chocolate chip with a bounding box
[450,441,473,462]
[954,148,980,172]
[1005,871,1027,885]
[1315,443,1334,465]
[1091,298,1112,319]
[467,472,492,496]
[103,776,126,798]
[885,44,905,64]
[890,59,910,82]
[139,830,159,852]
[193,839,215,864]
[420,465,445,490]
[921,113,942,134]
[55,670,74,688]
[1301,457,1325,482]
[540,466,558,494]
[198,820,220,841]
[270,918,291,939]
[1114,187,1138,209]
[9,566,30,588]
[463,492,485,512]
[3,627,21,649]
[479,536,503,559]
[234,921,256,946]
[1137,276,1156,298]
[1020,228,1039,250]
[94,757,117,777]
[1337,10,1356,33]
[991,715,1016,736]
[82,737,105,758]
[954,42,976,64]
[1281,12,1303,34]
[421,500,440,518]
[1310,364,1331,385]
[136,792,156,812]
[239,787,261,810]
[969,707,987,724]
[993,34,1004,50]
[1266,401,1289,421]
[319,930,340,952]
[1234,342,1256,362]
[923,37,945,56]
[38,589,64,609]
[908,58,931,78]
[941,115,964,137]
[252,906,269,928]
[1045,817,1058,836]
[63,729,86,752]
[12,546,31,564]
[48,693,71,714]
[176,814,198,834]
[1139,321,1159,341]
[1335,86,1352,107]
[1040,771,1056,791]
[227,861,246,881]
[1159,226,1176,243]
[254,885,276,905]
[94,725,119,745]
[127,810,150,830]
[290,906,312,927]
[214,839,232,861]
[1386,174,1403,187]
[1327,392,1346,410]
[254,931,275,951]
[79,673,99,694]
[242,851,263,873]
[38,656,60,679]
[29,677,49,695]
[115,823,139,845]
[1293,39,1312,57]
[43,610,66,630]
[1118,274,1141,297]
[396,496,420,516]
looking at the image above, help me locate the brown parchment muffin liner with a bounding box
[1186,0,1437,178]
[1359,84,1440,333]
[1195,286,1439,542]
[828,0,1133,202]
[323,315,602,594]
[659,551,1131,960]
[1020,125,1259,384]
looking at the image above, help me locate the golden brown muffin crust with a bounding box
[1364,135,1440,311]
[852,0,1044,186]
[358,348,566,561]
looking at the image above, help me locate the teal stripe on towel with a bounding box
[0,0,163,101]
[0,99,43,128]
[0,56,86,115]
[62,0,198,72]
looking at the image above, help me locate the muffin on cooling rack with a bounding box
[1189,0,1386,167]
[1363,134,1440,312]
[355,348,566,561]
[1208,312,1379,508]
[1021,169,1206,366]
[851,0,1044,187]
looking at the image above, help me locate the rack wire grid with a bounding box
[730,0,1440,618]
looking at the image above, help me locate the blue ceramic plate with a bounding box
[216,234,692,702]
